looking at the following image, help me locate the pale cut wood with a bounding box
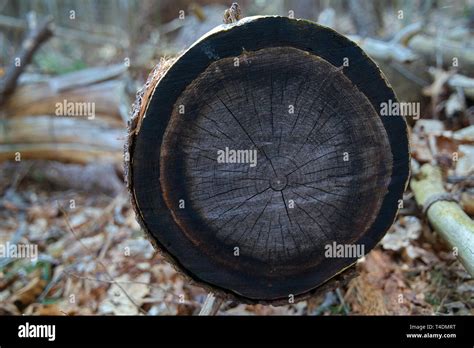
[411,164,474,277]
[0,144,122,164]
[161,47,392,266]
[0,116,123,164]
[3,79,127,123]
[198,293,223,316]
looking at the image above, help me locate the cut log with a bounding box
[0,65,129,165]
[127,16,410,304]
[410,164,474,277]
[3,76,128,123]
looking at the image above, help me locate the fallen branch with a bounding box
[411,164,474,277]
[0,17,53,104]
[447,73,474,99]
[409,34,474,74]
[348,23,422,63]
[348,35,418,63]
[425,67,474,100]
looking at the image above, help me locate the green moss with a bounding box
[34,51,87,74]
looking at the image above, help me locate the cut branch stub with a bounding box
[127,16,410,304]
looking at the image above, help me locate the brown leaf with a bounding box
[11,277,47,310]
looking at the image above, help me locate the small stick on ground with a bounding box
[199,292,224,316]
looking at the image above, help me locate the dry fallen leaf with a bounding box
[381,216,422,252]
[98,273,150,315]
[11,276,47,310]
[455,144,474,176]
[461,191,474,216]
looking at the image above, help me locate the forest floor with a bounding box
[1,123,473,315]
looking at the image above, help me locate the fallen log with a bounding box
[127,15,410,304]
[3,68,128,123]
[0,116,123,164]
[0,65,129,165]
[0,160,122,195]
[409,34,474,74]
[411,164,474,277]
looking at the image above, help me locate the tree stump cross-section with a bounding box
[127,16,410,304]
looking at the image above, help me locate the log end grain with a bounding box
[126,16,410,304]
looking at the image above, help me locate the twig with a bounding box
[390,22,423,46]
[335,288,349,315]
[0,17,53,105]
[199,292,223,315]
[64,271,197,305]
[8,161,34,192]
[37,265,70,302]
[98,232,113,260]
[75,191,127,238]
